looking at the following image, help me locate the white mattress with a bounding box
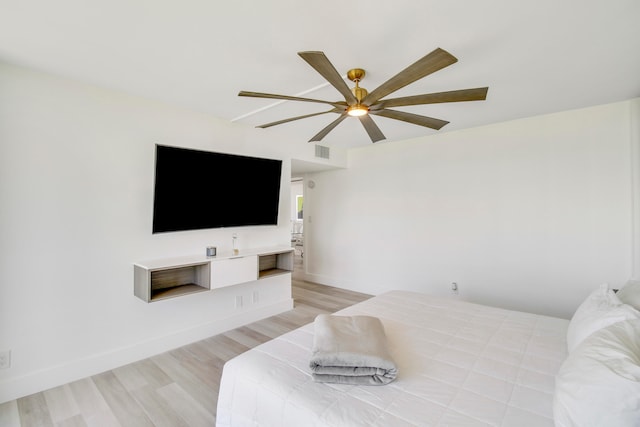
[216,290,569,426]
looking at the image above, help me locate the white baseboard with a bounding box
[302,272,339,288]
[0,298,293,404]
[303,272,358,290]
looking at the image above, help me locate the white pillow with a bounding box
[554,319,640,427]
[616,279,640,311]
[566,283,639,353]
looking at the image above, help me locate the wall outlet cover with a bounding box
[0,350,11,369]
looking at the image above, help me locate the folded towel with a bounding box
[309,314,398,385]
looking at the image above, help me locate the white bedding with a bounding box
[216,290,569,426]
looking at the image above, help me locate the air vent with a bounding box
[315,145,330,159]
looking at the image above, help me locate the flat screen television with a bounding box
[152,145,282,233]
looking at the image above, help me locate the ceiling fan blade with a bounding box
[239,91,347,109]
[298,51,358,104]
[364,48,458,106]
[358,115,386,142]
[257,109,340,129]
[370,109,449,130]
[309,113,348,142]
[370,87,488,110]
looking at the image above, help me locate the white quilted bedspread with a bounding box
[216,291,569,426]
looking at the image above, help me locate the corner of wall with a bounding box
[630,98,640,279]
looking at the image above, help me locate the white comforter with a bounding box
[216,291,569,426]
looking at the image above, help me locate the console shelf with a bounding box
[134,246,293,302]
[134,258,211,302]
[258,251,293,279]
[151,283,208,301]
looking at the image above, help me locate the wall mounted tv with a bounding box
[152,145,282,233]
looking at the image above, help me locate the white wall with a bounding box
[303,99,639,319]
[0,62,345,403]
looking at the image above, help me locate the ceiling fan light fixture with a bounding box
[347,104,369,117]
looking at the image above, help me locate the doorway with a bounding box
[290,177,304,279]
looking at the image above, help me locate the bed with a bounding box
[217,283,640,426]
[216,290,569,426]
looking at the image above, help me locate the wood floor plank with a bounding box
[129,358,174,390]
[156,383,216,427]
[16,392,54,427]
[242,316,299,339]
[57,414,88,427]
[168,347,223,391]
[180,340,219,363]
[150,352,217,412]
[112,363,148,393]
[220,327,270,349]
[42,384,80,424]
[92,371,154,427]
[67,377,119,427]
[200,335,250,362]
[130,385,189,427]
[0,399,21,427]
[9,274,372,426]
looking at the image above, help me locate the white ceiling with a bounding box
[1,0,639,150]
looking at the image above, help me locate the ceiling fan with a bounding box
[239,48,488,143]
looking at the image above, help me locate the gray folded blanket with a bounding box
[309,314,398,385]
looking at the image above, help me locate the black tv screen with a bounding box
[152,145,282,233]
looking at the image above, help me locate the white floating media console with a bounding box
[134,246,294,302]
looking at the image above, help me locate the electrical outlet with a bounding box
[0,350,11,369]
[235,296,243,308]
[252,291,259,304]
[451,282,459,295]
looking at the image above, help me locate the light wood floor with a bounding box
[0,259,371,427]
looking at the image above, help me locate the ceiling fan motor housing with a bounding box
[351,86,368,103]
[347,68,367,102]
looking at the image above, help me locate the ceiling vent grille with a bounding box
[315,145,330,159]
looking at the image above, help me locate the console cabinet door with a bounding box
[210,255,257,289]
